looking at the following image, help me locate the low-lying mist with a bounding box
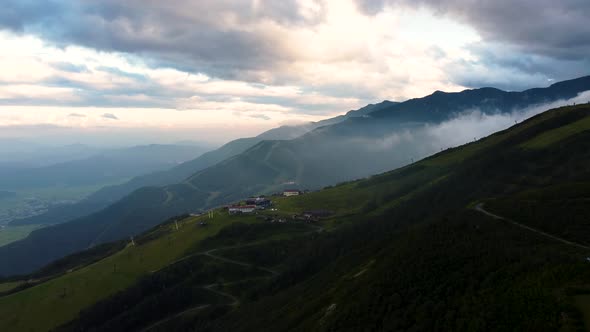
[365,90,590,161]
[425,90,590,153]
[293,91,590,187]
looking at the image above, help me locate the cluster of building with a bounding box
[227,196,272,215]
[226,189,308,216]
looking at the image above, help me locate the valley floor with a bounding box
[0,224,45,247]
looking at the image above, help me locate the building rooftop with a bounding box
[229,205,257,209]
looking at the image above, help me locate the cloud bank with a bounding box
[366,91,590,160]
[355,0,590,60]
[0,0,588,145]
[354,0,590,90]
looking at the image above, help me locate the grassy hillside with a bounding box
[0,211,265,331]
[0,104,589,331]
[1,78,589,280]
[194,104,590,332]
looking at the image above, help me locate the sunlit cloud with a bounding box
[0,0,587,145]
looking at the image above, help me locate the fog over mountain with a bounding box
[375,91,590,157]
[0,76,588,276]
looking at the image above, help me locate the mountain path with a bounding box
[141,222,324,330]
[474,203,590,250]
[142,245,275,331]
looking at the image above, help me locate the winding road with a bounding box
[474,203,590,250]
[143,245,279,331]
[142,222,325,331]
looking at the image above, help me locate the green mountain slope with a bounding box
[0,104,589,331]
[1,77,588,278]
[84,99,398,205]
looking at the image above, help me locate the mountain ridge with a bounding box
[1,76,589,277]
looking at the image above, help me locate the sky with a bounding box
[0,0,588,146]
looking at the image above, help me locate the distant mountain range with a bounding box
[0,142,105,168]
[0,144,211,191]
[12,102,394,227]
[0,75,589,276]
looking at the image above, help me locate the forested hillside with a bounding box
[0,104,588,331]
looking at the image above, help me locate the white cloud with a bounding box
[0,0,586,147]
[366,90,590,160]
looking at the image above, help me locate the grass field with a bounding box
[0,210,259,332]
[0,224,44,246]
[520,115,590,149]
[271,183,366,215]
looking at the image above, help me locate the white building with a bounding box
[228,205,257,214]
[283,189,300,197]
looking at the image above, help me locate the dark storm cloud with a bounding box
[355,0,590,60]
[0,0,65,31]
[0,0,326,81]
[446,42,590,91]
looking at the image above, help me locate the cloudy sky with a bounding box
[0,0,588,145]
